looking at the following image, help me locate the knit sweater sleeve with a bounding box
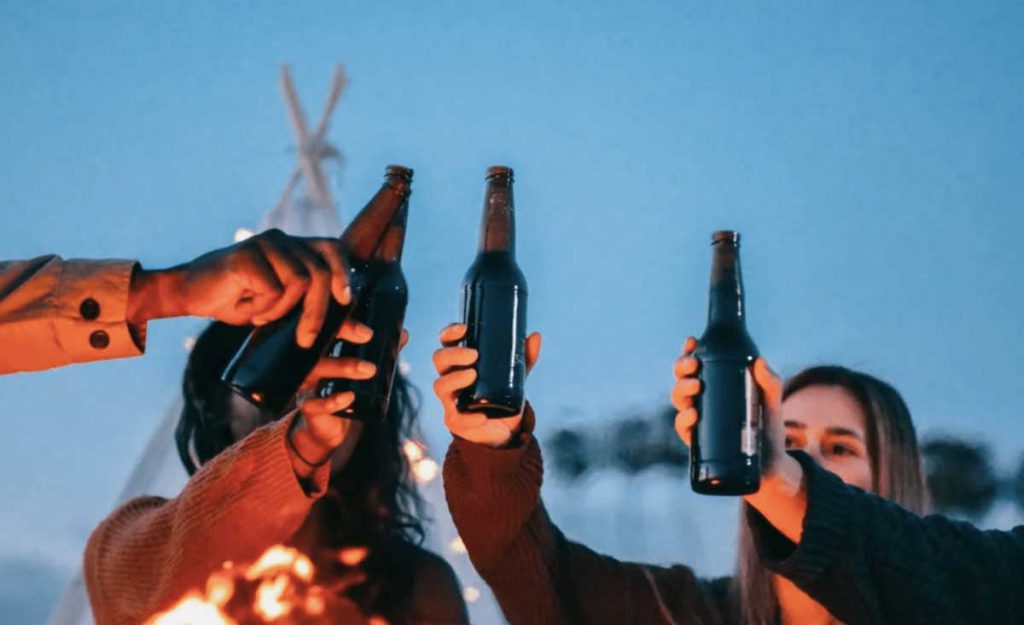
[83,414,330,625]
[443,406,725,625]
[751,450,1024,625]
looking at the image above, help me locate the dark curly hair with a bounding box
[174,321,427,615]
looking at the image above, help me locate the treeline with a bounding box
[545,406,1024,520]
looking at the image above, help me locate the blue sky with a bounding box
[1,0,1023,612]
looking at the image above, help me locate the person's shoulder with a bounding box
[405,544,470,624]
[407,544,461,585]
[703,576,733,605]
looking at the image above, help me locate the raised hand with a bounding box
[432,323,541,448]
[129,229,353,348]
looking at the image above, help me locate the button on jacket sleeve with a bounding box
[0,255,146,374]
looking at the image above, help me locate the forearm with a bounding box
[126,266,189,324]
[443,433,719,625]
[443,434,573,625]
[752,452,1024,624]
[0,256,146,372]
[743,452,807,543]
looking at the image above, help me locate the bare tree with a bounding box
[922,437,999,519]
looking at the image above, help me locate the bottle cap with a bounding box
[486,166,514,181]
[386,165,414,181]
[711,230,740,245]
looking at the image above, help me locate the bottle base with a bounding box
[690,458,761,496]
[456,396,523,419]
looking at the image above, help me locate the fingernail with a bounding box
[252,316,266,326]
[357,361,377,375]
[341,286,352,305]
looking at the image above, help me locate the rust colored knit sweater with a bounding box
[84,415,468,625]
[443,406,732,625]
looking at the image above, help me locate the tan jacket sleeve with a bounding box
[83,414,330,625]
[0,255,146,374]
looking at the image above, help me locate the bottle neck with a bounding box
[479,174,515,255]
[373,202,409,264]
[706,242,747,328]
[343,173,412,262]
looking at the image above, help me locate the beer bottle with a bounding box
[456,166,528,418]
[221,165,413,415]
[317,198,410,421]
[690,230,762,495]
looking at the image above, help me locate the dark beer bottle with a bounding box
[316,199,410,421]
[690,230,762,496]
[221,165,413,415]
[456,166,528,418]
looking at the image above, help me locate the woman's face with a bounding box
[780,384,874,492]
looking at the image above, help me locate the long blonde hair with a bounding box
[732,365,929,625]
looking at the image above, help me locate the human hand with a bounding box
[130,229,353,348]
[432,323,542,448]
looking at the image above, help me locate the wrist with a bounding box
[745,453,807,542]
[127,266,188,323]
[288,418,333,470]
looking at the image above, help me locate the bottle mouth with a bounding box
[711,230,740,245]
[386,164,414,181]
[486,165,514,180]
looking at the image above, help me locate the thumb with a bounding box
[525,332,542,375]
[753,357,782,411]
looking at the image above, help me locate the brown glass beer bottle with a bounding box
[690,230,762,495]
[456,166,528,418]
[221,165,413,415]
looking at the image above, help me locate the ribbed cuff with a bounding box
[268,412,331,500]
[753,450,854,585]
[451,433,540,486]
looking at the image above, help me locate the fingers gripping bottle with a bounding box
[221,165,413,415]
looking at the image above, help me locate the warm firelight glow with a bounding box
[145,543,371,624]
[205,571,235,607]
[234,228,256,243]
[143,593,234,625]
[338,546,370,567]
[367,616,390,625]
[304,589,326,617]
[254,574,292,621]
[244,545,314,583]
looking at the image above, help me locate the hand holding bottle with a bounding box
[433,322,542,448]
[286,325,410,477]
[128,228,352,347]
[671,336,808,542]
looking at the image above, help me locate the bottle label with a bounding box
[742,368,761,456]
